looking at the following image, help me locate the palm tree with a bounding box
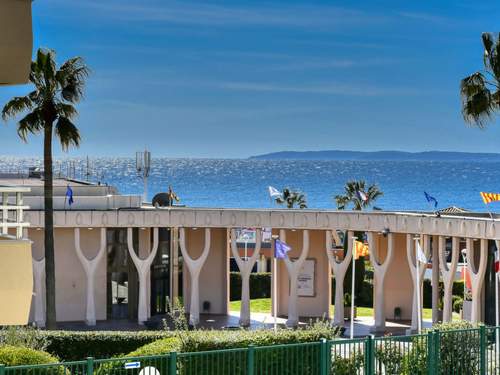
[460,32,500,128]
[275,188,307,209]
[334,180,383,211]
[334,180,382,306]
[2,48,89,329]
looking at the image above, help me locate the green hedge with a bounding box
[423,280,465,308]
[0,345,59,367]
[40,331,172,361]
[230,272,271,301]
[118,322,340,375]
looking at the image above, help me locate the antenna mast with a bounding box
[136,148,151,203]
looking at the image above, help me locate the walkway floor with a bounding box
[57,312,433,338]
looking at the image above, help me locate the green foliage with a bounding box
[0,326,48,352]
[452,296,463,313]
[37,331,172,361]
[334,180,383,210]
[375,342,406,375]
[331,350,364,374]
[460,33,500,128]
[275,188,307,209]
[0,345,59,367]
[229,272,271,301]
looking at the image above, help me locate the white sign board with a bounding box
[297,259,315,297]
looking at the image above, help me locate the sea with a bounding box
[0,157,499,212]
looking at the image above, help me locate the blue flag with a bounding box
[424,191,438,208]
[274,239,291,259]
[66,185,74,206]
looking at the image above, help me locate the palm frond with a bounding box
[55,116,81,150]
[56,103,78,120]
[57,57,90,103]
[17,110,43,142]
[1,96,33,121]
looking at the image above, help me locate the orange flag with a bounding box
[461,265,472,290]
[354,240,369,260]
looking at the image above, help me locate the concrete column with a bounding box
[466,238,488,323]
[438,236,459,322]
[230,228,262,327]
[368,232,394,332]
[179,228,210,326]
[32,257,45,327]
[431,235,440,324]
[326,230,353,326]
[406,234,431,332]
[127,227,159,324]
[74,228,107,326]
[280,229,309,327]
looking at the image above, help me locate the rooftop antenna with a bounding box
[136,148,151,203]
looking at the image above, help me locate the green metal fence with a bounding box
[2,326,500,375]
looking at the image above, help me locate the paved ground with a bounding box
[57,311,433,337]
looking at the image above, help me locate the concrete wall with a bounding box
[183,228,229,315]
[276,229,331,318]
[27,228,107,323]
[384,233,413,320]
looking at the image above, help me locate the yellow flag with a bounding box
[480,192,500,204]
[354,240,369,260]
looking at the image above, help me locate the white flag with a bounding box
[416,241,427,263]
[268,186,281,198]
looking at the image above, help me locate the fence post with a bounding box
[480,325,486,375]
[0,364,5,375]
[426,331,434,375]
[364,335,374,375]
[86,357,94,375]
[169,351,177,375]
[320,339,327,375]
[433,329,440,374]
[247,345,255,375]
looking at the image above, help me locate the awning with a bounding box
[0,0,33,85]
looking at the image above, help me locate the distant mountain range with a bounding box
[249,150,500,161]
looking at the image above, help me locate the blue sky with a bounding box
[1,0,500,158]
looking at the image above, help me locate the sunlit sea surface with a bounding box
[0,157,499,212]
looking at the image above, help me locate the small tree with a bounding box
[275,188,307,209]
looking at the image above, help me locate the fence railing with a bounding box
[2,326,500,374]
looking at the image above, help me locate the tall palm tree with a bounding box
[2,48,89,329]
[275,188,307,209]
[334,180,383,211]
[461,32,500,128]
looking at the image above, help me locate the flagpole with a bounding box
[273,254,277,332]
[350,236,356,339]
[495,242,499,354]
[415,236,422,334]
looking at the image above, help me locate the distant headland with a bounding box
[248,150,500,161]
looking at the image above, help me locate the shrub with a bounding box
[375,342,406,375]
[331,350,364,374]
[452,296,463,313]
[0,326,48,351]
[40,331,172,361]
[230,272,271,300]
[0,345,59,367]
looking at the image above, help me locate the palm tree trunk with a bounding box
[44,123,57,329]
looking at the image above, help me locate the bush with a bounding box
[331,350,364,374]
[0,345,59,366]
[0,326,48,351]
[452,296,463,313]
[39,331,172,361]
[230,272,270,301]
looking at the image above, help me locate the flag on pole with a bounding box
[274,239,291,259]
[416,241,427,263]
[356,190,368,202]
[461,265,472,290]
[424,191,438,208]
[480,192,500,204]
[354,240,369,260]
[268,186,281,198]
[66,185,74,206]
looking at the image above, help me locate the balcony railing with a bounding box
[0,187,30,239]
